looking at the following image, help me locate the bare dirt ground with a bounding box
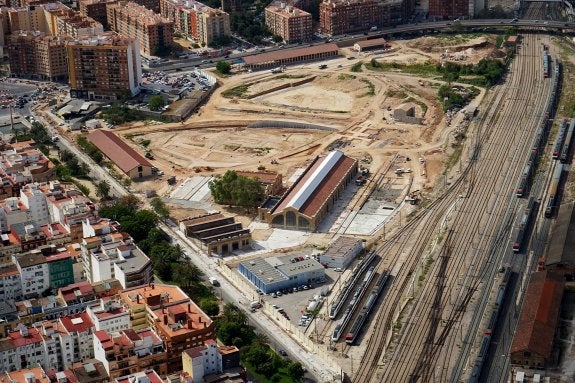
[111,34,495,220]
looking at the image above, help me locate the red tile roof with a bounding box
[511,271,564,358]
[59,281,94,302]
[355,38,388,49]
[59,312,94,333]
[9,327,43,347]
[87,130,152,173]
[242,43,339,65]
[272,151,356,218]
[115,370,163,383]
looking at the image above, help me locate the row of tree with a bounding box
[77,135,104,164]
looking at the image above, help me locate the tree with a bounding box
[216,61,231,75]
[200,299,220,317]
[148,95,166,111]
[95,180,111,200]
[209,171,264,209]
[150,197,169,218]
[121,209,158,242]
[173,261,202,288]
[286,362,305,382]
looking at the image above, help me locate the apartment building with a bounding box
[66,33,142,100]
[0,264,22,301]
[107,1,174,57]
[78,0,114,27]
[428,0,468,19]
[45,182,96,243]
[80,219,152,289]
[6,6,49,33]
[0,147,55,186]
[59,312,95,365]
[6,31,69,80]
[118,283,214,372]
[58,280,96,305]
[46,249,74,289]
[153,303,215,372]
[1,366,50,383]
[319,0,389,35]
[93,328,166,379]
[65,359,109,383]
[13,250,50,298]
[159,0,230,45]
[182,340,242,382]
[0,324,48,372]
[265,3,312,44]
[86,299,131,333]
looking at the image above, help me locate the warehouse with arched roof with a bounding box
[259,150,357,231]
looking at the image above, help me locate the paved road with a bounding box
[29,108,336,382]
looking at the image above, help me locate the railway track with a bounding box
[353,34,551,383]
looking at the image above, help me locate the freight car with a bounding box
[560,118,575,163]
[545,163,564,218]
[553,119,569,159]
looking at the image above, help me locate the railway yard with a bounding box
[45,28,575,383]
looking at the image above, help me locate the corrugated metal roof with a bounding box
[287,150,343,210]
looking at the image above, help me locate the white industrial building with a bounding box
[319,236,364,269]
[239,255,326,294]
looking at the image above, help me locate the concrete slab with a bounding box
[252,228,310,252]
[345,199,397,235]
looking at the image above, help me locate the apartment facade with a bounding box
[66,33,142,100]
[93,328,167,379]
[107,1,174,57]
[265,3,312,44]
[6,31,69,80]
[159,0,230,45]
[319,0,389,35]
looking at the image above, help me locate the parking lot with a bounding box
[255,263,345,330]
[0,78,69,123]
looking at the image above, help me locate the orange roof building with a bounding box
[510,270,564,369]
[87,130,153,180]
[261,150,357,231]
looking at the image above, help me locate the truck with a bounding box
[209,277,219,286]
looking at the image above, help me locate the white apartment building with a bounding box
[0,197,31,232]
[20,184,50,226]
[13,252,50,298]
[86,299,131,333]
[81,219,152,289]
[0,324,47,372]
[59,312,95,365]
[0,264,23,301]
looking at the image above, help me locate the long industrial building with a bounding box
[87,130,153,180]
[260,150,357,231]
[242,43,339,70]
